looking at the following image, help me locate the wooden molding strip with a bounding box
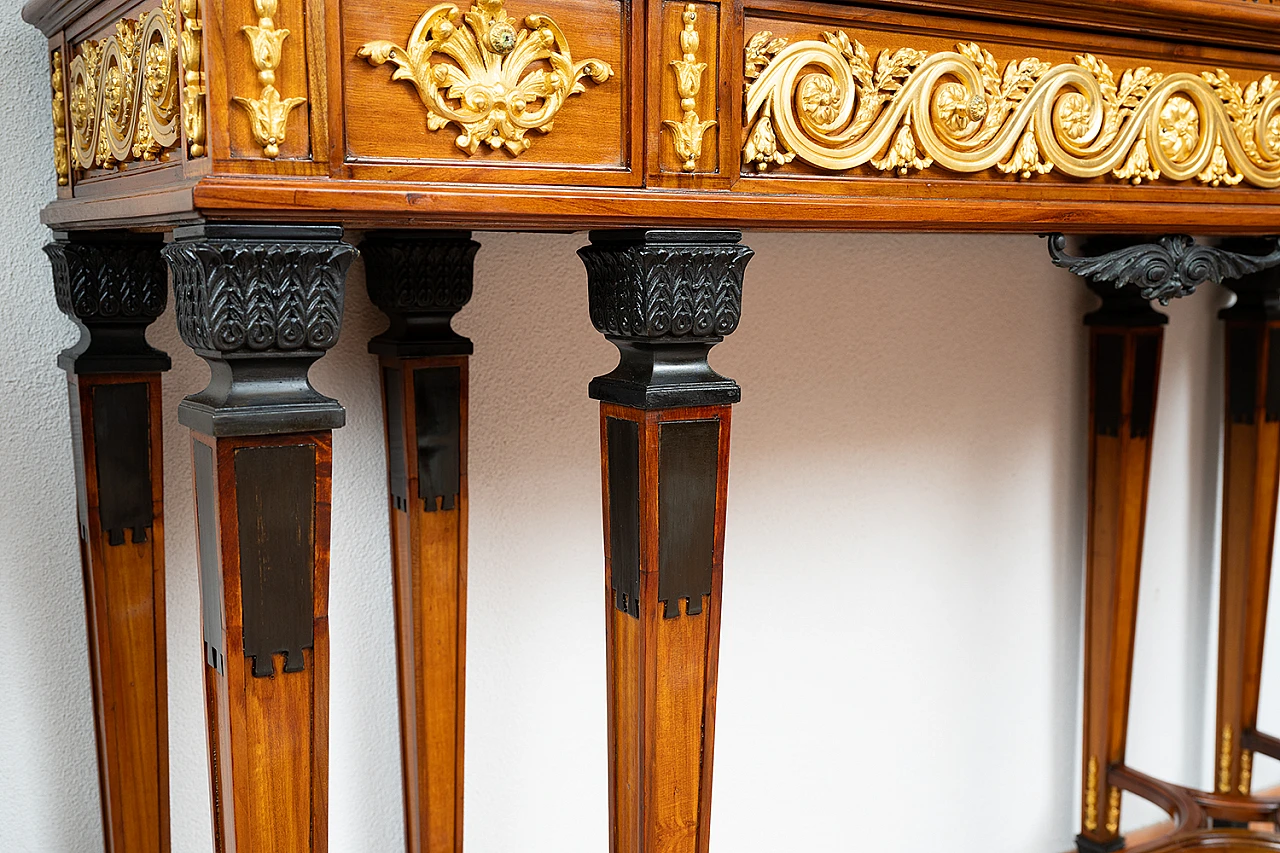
[1059,783,1280,853]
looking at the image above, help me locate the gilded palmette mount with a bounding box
[664,4,716,172]
[744,30,1280,188]
[234,0,307,159]
[358,0,614,156]
[67,0,181,171]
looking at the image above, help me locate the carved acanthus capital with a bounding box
[43,233,170,373]
[163,224,356,436]
[1049,233,1280,305]
[579,230,753,409]
[582,230,751,341]
[360,231,478,357]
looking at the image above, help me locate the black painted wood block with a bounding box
[607,417,640,618]
[657,420,719,619]
[234,445,317,678]
[92,383,154,545]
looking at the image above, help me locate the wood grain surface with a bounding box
[1079,322,1165,852]
[601,403,730,853]
[379,356,469,853]
[1216,293,1280,800]
[194,431,333,853]
[70,372,170,853]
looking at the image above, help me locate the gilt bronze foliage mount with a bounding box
[234,0,306,159]
[358,0,614,156]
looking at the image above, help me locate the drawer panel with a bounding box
[341,0,636,183]
[736,4,1280,202]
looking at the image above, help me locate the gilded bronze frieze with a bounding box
[68,0,181,171]
[745,29,1280,188]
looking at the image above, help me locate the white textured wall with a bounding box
[3,3,1277,851]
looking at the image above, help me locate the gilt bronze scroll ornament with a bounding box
[745,30,1280,188]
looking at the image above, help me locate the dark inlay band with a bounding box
[657,420,719,619]
[1267,329,1280,423]
[413,367,462,512]
[1130,336,1160,440]
[607,417,641,618]
[384,368,409,513]
[68,381,90,541]
[1094,334,1125,438]
[235,444,316,678]
[195,440,225,674]
[92,382,153,545]
[1230,326,1262,426]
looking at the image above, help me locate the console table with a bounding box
[19,0,1280,851]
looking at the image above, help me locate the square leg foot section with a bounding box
[1077,834,1126,853]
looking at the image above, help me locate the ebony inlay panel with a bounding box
[91,382,153,545]
[234,444,317,678]
[385,367,409,512]
[413,366,461,512]
[195,439,225,674]
[657,419,718,619]
[607,416,641,618]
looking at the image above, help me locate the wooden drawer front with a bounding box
[736,3,1280,202]
[341,0,636,184]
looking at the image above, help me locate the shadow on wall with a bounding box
[0,230,1235,853]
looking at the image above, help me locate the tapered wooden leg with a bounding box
[361,232,478,853]
[163,224,356,853]
[44,233,171,853]
[579,229,752,853]
[1216,263,1280,800]
[1076,274,1168,853]
[1048,235,1280,851]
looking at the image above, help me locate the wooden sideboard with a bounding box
[18,0,1280,851]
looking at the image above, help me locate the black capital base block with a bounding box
[44,231,171,375]
[164,224,356,438]
[581,230,752,410]
[361,230,478,358]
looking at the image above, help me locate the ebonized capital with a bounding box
[43,231,170,374]
[163,224,357,437]
[359,230,478,357]
[579,229,753,409]
[1048,233,1280,306]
